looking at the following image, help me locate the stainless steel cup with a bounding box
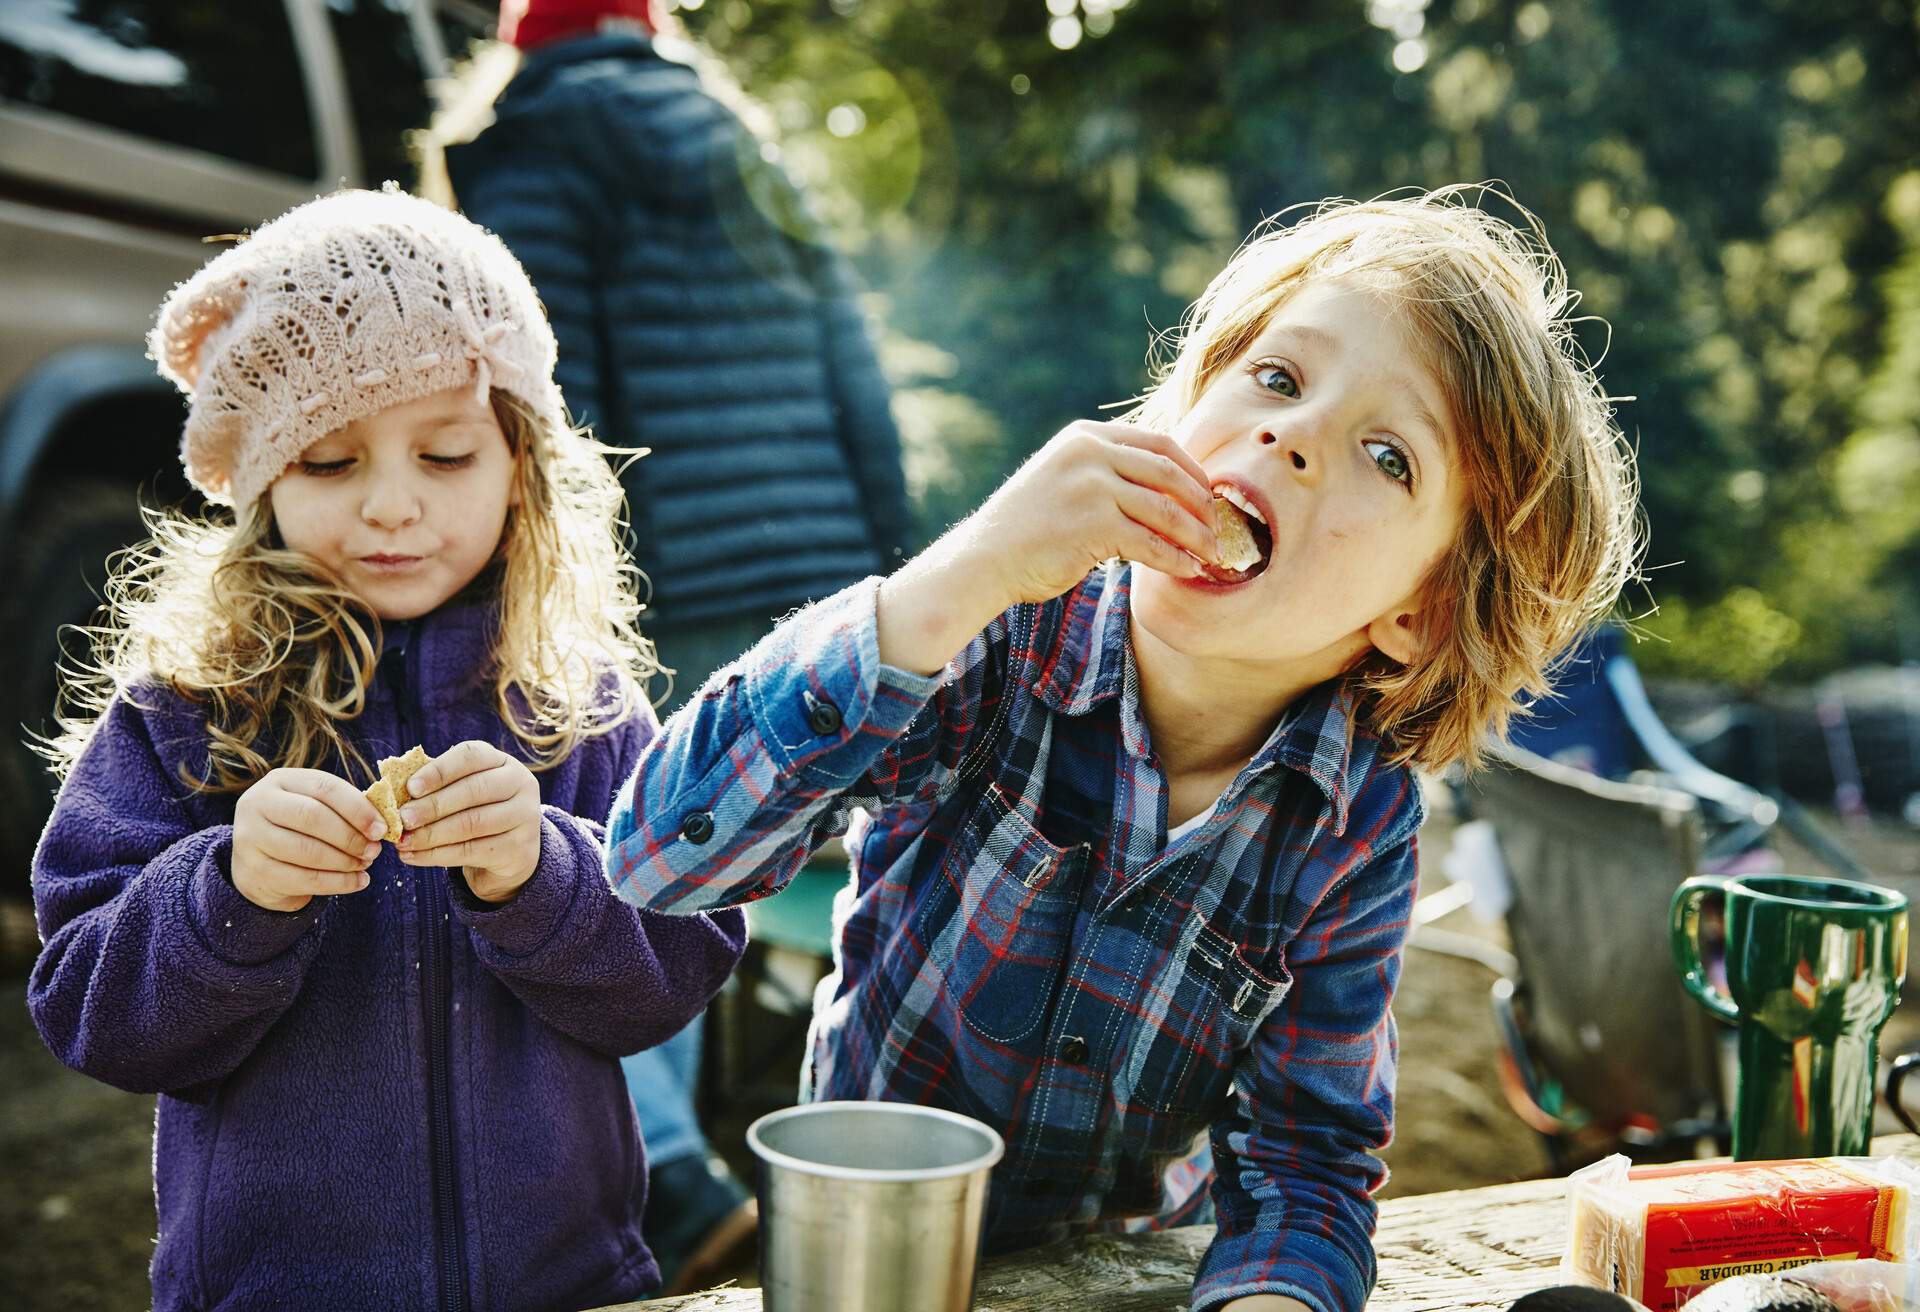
[746,1101,1006,1312]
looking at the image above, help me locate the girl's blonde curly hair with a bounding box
[1128,185,1642,771]
[43,390,657,792]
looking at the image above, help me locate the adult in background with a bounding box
[424,0,914,1292]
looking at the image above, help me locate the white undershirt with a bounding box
[1166,803,1217,845]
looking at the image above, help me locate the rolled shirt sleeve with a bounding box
[604,576,969,915]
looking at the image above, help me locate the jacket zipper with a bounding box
[386,635,470,1312]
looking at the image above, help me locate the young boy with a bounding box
[603,188,1639,1312]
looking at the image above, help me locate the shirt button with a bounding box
[1058,1035,1090,1066]
[680,811,715,845]
[802,689,843,736]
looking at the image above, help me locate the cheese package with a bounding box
[1563,1155,1920,1310]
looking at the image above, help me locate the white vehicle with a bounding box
[0,0,493,886]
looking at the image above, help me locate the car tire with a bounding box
[0,479,150,899]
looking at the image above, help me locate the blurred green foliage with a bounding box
[668,0,1920,686]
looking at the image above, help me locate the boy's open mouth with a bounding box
[1204,486,1272,584]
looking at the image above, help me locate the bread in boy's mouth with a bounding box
[364,745,430,842]
[1212,495,1264,571]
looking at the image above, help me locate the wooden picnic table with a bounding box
[604,1133,1920,1310]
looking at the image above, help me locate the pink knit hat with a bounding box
[149,188,568,510]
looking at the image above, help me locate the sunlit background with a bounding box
[3,4,1920,1306]
[649,0,1920,694]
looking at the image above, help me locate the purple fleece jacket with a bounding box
[27,598,746,1312]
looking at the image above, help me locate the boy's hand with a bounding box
[231,769,384,912]
[878,420,1218,675]
[395,741,543,904]
[973,419,1218,604]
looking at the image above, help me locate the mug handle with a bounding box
[1889,1053,1920,1137]
[1670,876,1739,1024]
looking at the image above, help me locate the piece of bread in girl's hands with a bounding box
[364,746,431,842]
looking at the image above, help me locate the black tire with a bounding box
[0,479,150,899]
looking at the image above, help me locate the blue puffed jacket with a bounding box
[447,32,914,628]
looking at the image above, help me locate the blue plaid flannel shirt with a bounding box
[606,564,1425,1312]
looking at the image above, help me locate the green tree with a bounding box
[669,0,1920,682]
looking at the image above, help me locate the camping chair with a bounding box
[1505,625,1873,881]
[1441,630,1877,1169]
[1509,626,1781,868]
[1459,747,1731,1171]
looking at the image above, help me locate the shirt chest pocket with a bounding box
[916,781,1089,1045]
[1132,917,1292,1117]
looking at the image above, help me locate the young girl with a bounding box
[27,188,746,1312]
[605,188,1640,1312]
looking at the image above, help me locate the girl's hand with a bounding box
[877,420,1217,675]
[395,741,543,904]
[231,769,385,912]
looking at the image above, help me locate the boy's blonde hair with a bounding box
[44,391,657,791]
[1130,185,1640,770]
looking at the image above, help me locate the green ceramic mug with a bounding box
[1670,873,1908,1159]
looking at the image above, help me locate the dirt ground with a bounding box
[4,805,1918,1309]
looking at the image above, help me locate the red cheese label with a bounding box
[1630,1159,1900,1310]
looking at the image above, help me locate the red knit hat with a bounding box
[498,0,655,50]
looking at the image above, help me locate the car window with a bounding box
[326,0,433,190]
[0,0,318,179]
